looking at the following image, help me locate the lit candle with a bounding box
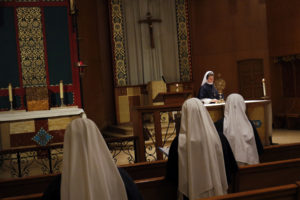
[8,83,13,102]
[175,83,179,92]
[59,80,64,99]
[262,78,266,97]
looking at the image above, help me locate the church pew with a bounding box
[135,176,177,200]
[260,142,300,163]
[2,143,300,199]
[233,158,300,192]
[136,157,300,198]
[201,183,300,200]
[120,159,167,180]
[1,193,43,200]
[4,183,300,200]
[0,173,58,199]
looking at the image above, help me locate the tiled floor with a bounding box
[272,129,300,144]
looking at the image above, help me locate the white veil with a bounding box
[201,71,214,86]
[224,94,259,164]
[178,98,228,199]
[61,118,128,200]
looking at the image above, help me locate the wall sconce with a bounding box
[76,61,88,76]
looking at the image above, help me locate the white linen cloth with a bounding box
[61,118,128,200]
[178,98,228,200]
[224,93,259,164]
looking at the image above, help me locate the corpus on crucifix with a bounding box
[138,12,162,48]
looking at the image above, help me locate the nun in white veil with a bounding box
[223,94,261,165]
[197,71,220,104]
[214,94,263,165]
[60,118,128,200]
[42,118,143,200]
[178,98,228,199]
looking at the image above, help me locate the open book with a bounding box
[158,147,170,156]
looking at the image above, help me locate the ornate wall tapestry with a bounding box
[0,0,80,110]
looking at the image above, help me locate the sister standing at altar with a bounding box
[198,71,220,104]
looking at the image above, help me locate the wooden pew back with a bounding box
[201,183,300,200]
[260,143,300,163]
[3,143,300,199]
[0,173,58,198]
[234,158,300,192]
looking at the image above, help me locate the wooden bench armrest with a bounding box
[1,193,43,200]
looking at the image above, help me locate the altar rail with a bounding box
[0,136,137,178]
[133,104,182,162]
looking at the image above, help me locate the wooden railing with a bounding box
[133,104,182,162]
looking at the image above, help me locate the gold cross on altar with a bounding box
[138,12,162,48]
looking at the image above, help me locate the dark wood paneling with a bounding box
[238,59,264,99]
[77,0,115,129]
[266,0,300,116]
[189,0,270,99]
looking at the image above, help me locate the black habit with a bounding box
[197,83,220,99]
[166,128,238,188]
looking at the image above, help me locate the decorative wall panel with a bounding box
[109,0,192,86]
[175,0,192,82]
[17,7,47,87]
[0,1,80,111]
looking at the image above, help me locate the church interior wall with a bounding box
[189,0,270,99]
[266,0,300,116]
[77,0,116,129]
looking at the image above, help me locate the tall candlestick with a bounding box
[59,80,64,99]
[262,78,266,97]
[8,83,13,102]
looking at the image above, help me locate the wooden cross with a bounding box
[139,12,162,48]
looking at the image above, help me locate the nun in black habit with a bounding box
[42,118,143,200]
[166,98,238,199]
[214,93,264,165]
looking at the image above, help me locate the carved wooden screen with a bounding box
[238,59,264,99]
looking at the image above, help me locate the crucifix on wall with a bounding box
[138,12,162,48]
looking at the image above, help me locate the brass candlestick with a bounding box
[60,98,65,107]
[9,101,14,111]
[8,83,14,111]
[214,73,226,103]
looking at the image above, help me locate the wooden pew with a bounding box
[0,173,58,199]
[121,160,167,180]
[233,158,300,192]
[201,183,300,200]
[1,193,43,200]
[2,143,300,199]
[135,176,177,200]
[260,143,300,163]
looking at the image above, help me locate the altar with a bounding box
[133,99,272,162]
[0,107,85,149]
[205,100,272,146]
